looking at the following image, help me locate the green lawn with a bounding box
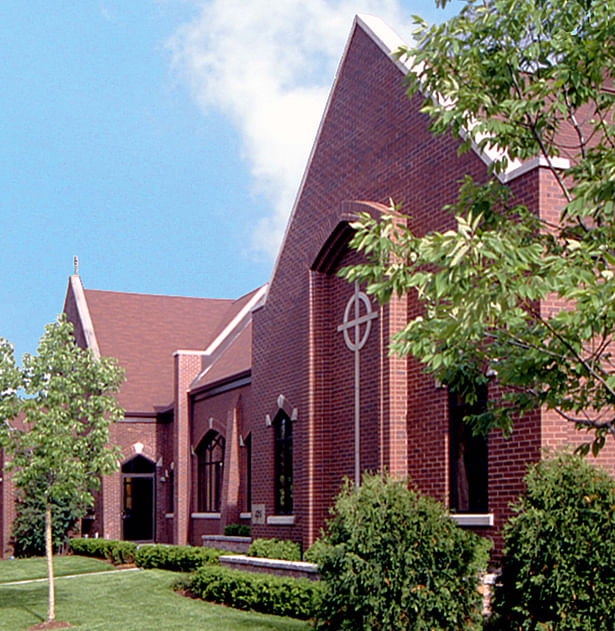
[0,555,115,584]
[0,558,311,631]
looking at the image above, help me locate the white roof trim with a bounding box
[356,13,408,73]
[500,155,570,183]
[69,275,100,358]
[267,14,570,293]
[358,14,571,181]
[189,284,267,388]
[173,350,211,357]
[204,285,267,356]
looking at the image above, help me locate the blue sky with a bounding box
[1,1,459,363]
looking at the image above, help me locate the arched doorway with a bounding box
[121,455,155,541]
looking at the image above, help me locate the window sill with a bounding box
[266,515,295,526]
[191,512,221,520]
[239,512,252,520]
[449,513,494,527]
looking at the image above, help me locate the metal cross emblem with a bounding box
[337,281,378,488]
[337,281,378,351]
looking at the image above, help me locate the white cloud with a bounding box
[166,0,410,259]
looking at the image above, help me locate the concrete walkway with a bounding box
[0,567,141,587]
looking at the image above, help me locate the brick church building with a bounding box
[2,14,614,557]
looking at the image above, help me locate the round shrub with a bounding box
[314,473,490,631]
[490,452,615,631]
[304,537,329,564]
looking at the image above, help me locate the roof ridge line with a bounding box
[84,287,234,302]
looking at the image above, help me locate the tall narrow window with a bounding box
[245,433,252,512]
[449,388,488,513]
[167,467,174,514]
[196,431,225,513]
[274,411,293,515]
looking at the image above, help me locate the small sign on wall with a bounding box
[252,504,265,525]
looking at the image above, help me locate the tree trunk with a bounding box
[45,502,55,622]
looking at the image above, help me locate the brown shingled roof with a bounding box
[191,320,253,392]
[201,286,264,352]
[83,289,235,412]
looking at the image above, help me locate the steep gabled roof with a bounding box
[355,14,569,180]
[81,287,234,412]
[267,14,569,298]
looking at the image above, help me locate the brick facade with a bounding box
[2,14,614,561]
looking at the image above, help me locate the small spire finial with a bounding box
[73,256,79,276]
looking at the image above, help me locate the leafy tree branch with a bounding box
[343,0,615,455]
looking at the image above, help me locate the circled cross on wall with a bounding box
[337,281,378,488]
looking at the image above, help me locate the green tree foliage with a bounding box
[1,315,124,623]
[314,474,490,631]
[11,479,83,557]
[0,338,21,445]
[489,452,615,630]
[343,0,615,452]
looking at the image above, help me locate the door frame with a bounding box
[121,471,156,542]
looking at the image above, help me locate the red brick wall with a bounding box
[250,24,500,549]
[189,384,251,545]
[103,420,159,541]
[248,23,574,556]
[173,352,203,545]
[309,248,384,531]
[0,450,16,557]
[537,168,615,471]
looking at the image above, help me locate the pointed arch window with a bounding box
[196,431,225,513]
[274,411,293,515]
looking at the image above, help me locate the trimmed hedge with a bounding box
[68,538,136,564]
[223,523,251,537]
[135,543,222,571]
[190,565,321,619]
[248,537,301,561]
[69,538,222,570]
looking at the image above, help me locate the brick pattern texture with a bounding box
[3,18,615,563]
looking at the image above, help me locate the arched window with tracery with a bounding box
[274,411,293,515]
[196,431,225,513]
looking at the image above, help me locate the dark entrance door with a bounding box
[121,455,155,541]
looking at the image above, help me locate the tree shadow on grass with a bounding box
[0,583,69,628]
